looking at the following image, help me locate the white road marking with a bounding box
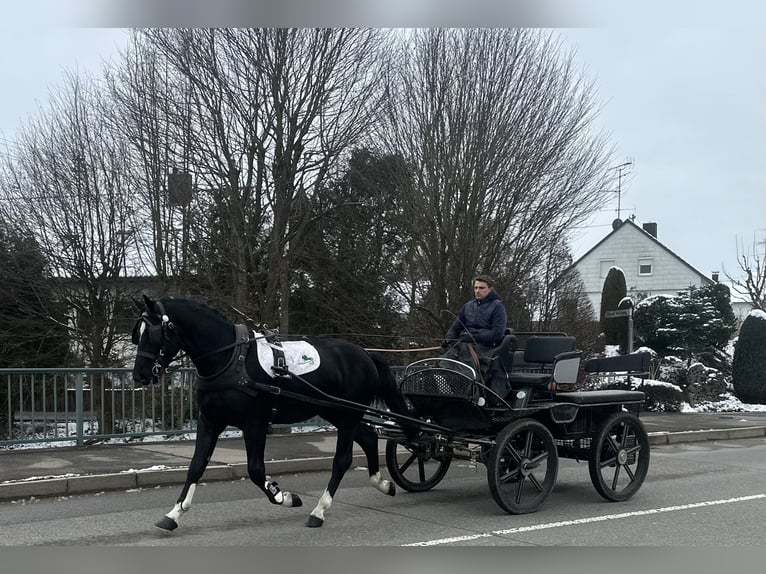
[403,494,766,546]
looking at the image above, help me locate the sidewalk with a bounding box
[2,411,766,501]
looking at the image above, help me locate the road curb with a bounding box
[0,452,376,501]
[647,426,766,445]
[2,429,766,502]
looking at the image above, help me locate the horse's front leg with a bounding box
[156,414,225,531]
[306,423,356,528]
[243,423,303,509]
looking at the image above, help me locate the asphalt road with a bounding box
[2,436,766,546]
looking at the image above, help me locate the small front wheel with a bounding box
[487,419,558,514]
[588,412,650,502]
[385,437,452,492]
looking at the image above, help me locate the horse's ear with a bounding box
[131,298,145,316]
[142,294,156,313]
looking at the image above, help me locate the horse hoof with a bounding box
[292,494,303,507]
[155,516,178,531]
[387,483,396,496]
[305,515,324,528]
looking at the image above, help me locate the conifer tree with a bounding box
[600,267,627,348]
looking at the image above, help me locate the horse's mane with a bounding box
[160,297,232,326]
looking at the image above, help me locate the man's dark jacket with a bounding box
[444,290,507,347]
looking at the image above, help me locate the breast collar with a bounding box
[195,324,256,392]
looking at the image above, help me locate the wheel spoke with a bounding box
[606,433,621,453]
[610,463,622,490]
[514,478,524,504]
[503,443,524,464]
[528,472,544,493]
[418,459,426,482]
[523,430,534,457]
[399,451,417,473]
[499,468,520,485]
[528,451,549,467]
[598,452,618,470]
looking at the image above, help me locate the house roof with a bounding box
[564,218,715,285]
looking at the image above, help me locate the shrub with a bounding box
[633,284,737,371]
[732,310,766,404]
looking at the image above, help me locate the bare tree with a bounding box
[105,30,195,284]
[0,71,137,367]
[377,29,614,336]
[725,233,766,311]
[128,29,389,332]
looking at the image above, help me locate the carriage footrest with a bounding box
[554,390,645,405]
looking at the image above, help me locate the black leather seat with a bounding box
[507,336,576,388]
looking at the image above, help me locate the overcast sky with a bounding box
[1,2,764,288]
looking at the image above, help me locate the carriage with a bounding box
[375,334,652,515]
[131,296,651,530]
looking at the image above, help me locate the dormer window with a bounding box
[638,257,653,276]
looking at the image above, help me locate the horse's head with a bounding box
[132,295,183,385]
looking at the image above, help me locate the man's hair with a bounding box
[473,274,494,288]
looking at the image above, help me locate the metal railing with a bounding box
[1,368,200,448]
[1,367,407,448]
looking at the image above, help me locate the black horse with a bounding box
[131,295,414,530]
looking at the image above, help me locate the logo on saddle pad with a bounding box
[254,337,321,378]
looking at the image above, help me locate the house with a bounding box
[564,218,715,316]
[720,280,757,327]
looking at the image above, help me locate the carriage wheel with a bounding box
[588,412,650,502]
[487,419,558,515]
[385,437,452,492]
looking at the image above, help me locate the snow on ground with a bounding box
[1,423,337,451]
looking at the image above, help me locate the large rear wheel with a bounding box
[385,437,452,492]
[588,412,650,502]
[487,418,558,514]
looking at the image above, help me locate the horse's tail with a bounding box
[368,352,417,441]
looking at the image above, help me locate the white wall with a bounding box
[575,222,711,315]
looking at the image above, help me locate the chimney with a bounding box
[642,222,657,238]
[712,271,719,282]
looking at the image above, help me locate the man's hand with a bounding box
[459,333,473,343]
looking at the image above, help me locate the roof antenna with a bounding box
[610,160,634,220]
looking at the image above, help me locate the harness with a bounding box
[195,324,285,399]
[135,309,338,419]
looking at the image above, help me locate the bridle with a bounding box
[134,301,262,380]
[134,301,179,379]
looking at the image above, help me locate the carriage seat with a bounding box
[507,335,580,388]
[491,329,517,373]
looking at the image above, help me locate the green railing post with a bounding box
[75,372,84,447]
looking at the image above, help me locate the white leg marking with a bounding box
[370,471,392,494]
[310,489,333,522]
[181,483,197,511]
[166,484,197,523]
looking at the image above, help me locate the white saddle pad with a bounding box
[255,336,321,378]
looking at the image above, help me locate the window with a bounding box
[600,259,615,278]
[638,258,653,276]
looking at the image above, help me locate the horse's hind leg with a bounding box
[306,424,357,528]
[242,423,303,509]
[355,424,395,496]
[156,414,225,531]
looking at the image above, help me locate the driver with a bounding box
[442,274,507,353]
